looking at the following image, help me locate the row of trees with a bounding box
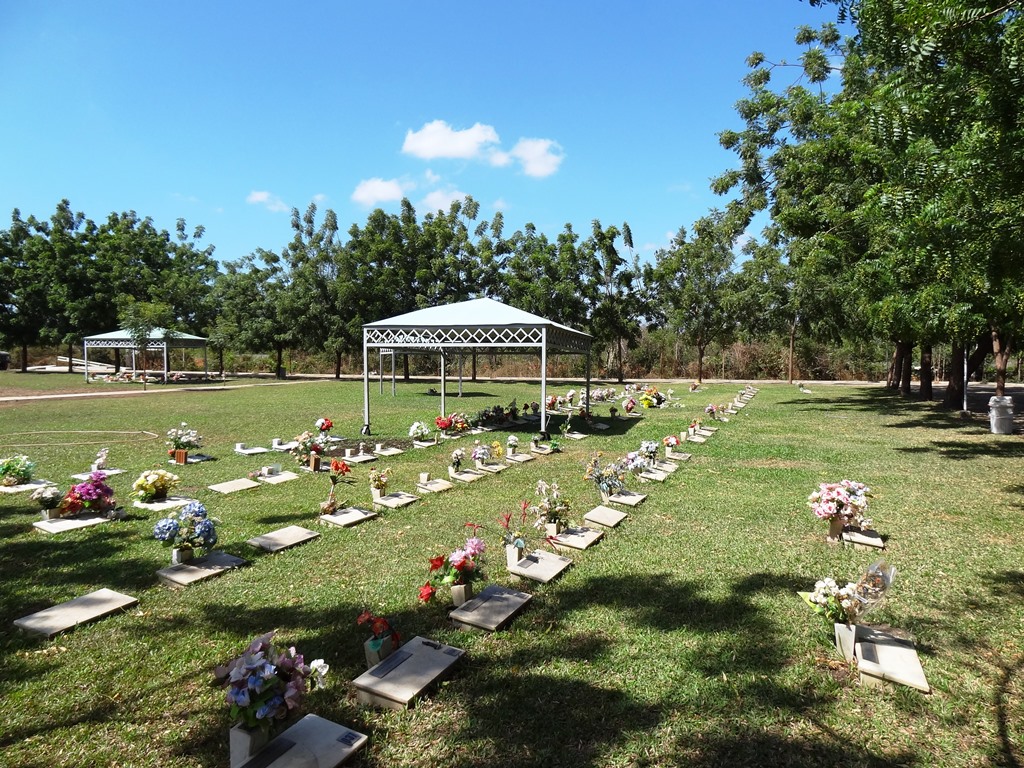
[3,1,1020,403]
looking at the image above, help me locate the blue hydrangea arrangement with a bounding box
[153,501,218,551]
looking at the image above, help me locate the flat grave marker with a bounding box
[551,526,604,551]
[505,452,535,464]
[448,468,485,483]
[563,431,588,440]
[686,435,707,444]
[855,626,929,692]
[651,459,678,473]
[0,479,55,495]
[603,489,647,507]
[474,462,506,475]
[843,529,885,550]
[133,496,196,511]
[234,444,270,456]
[352,635,465,710]
[530,444,554,455]
[449,584,532,632]
[71,468,125,481]
[257,471,300,485]
[167,453,214,465]
[33,513,110,535]
[270,439,299,452]
[320,506,378,528]
[638,468,669,483]
[344,453,377,464]
[238,714,367,768]
[508,549,573,583]
[208,478,261,495]
[247,525,320,553]
[14,587,138,638]
[665,449,692,462]
[373,445,404,457]
[372,491,419,510]
[415,477,453,494]
[583,505,629,528]
[156,551,247,588]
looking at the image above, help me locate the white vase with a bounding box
[171,547,194,565]
[451,583,474,606]
[229,723,270,768]
[506,544,525,568]
[364,633,394,668]
[370,486,383,501]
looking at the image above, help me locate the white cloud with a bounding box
[492,198,508,211]
[422,188,466,213]
[508,138,564,177]
[424,169,441,184]
[246,190,289,212]
[489,150,512,168]
[403,120,500,160]
[312,193,327,203]
[351,177,412,207]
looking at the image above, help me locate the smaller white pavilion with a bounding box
[361,298,592,435]
[82,328,208,380]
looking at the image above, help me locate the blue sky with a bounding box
[0,1,845,264]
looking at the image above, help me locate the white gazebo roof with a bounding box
[83,327,207,349]
[363,297,590,354]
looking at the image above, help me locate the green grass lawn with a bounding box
[0,379,1021,767]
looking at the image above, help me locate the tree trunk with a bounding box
[899,342,913,397]
[276,346,285,378]
[67,342,74,373]
[334,350,342,379]
[788,320,796,383]
[696,344,706,383]
[919,344,933,400]
[967,332,993,380]
[114,348,121,373]
[887,344,901,389]
[218,348,224,377]
[942,345,966,409]
[991,328,1012,397]
[20,342,28,372]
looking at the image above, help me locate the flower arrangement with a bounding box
[498,504,530,548]
[638,440,659,461]
[418,524,487,602]
[704,403,718,418]
[368,467,392,492]
[321,458,352,513]
[314,417,333,434]
[91,448,109,471]
[290,431,326,464]
[57,471,116,516]
[30,485,62,510]
[622,397,637,414]
[622,452,648,474]
[489,441,504,459]
[132,469,180,502]
[435,415,453,431]
[638,392,657,409]
[807,561,896,625]
[506,435,519,452]
[215,631,328,733]
[507,401,519,420]
[450,448,465,470]
[528,480,571,529]
[565,389,576,406]
[409,421,432,441]
[530,401,540,415]
[153,501,218,551]
[663,434,681,447]
[471,441,491,462]
[584,454,626,496]
[0,454,36,486]
[808,480,872,528]
[166,422,203,452]
[357,610,401,649]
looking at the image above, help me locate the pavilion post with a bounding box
[83,341,89,381]
[362,331,371,435]
[391,351,396,396]
[540,330,548,436]
[585,350,592,417]
[440,350,447,417]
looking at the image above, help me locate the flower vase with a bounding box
[371,486,383,501]
[171,547,194,565]
[309,454,321,472]
[174,448,188,465]
[153,489,167,501]
[600,490,612,503]
[229,723,270,768]
[545,521,564,538]
[40,509,55,521]
[506,543,525,568]
[826,516,845,543]
[364,633,394,669]
[451,582,474,606]
[448,466,459,479]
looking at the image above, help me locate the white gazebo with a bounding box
[82,328,208,380]
[361,298,592,435]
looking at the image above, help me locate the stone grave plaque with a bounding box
[437,433,462,441]
[551,526,604,551]
[475,462,506,475]
[257,471,300,485]
[724,408,738,415]
[638,469,668,483]
[373,446,404,457]
[208,478,261,494]
[133,496,196,511]
[584,505,628,528]
[345,453,377,464]
[604,489,647,507]
[449,468,485,483]
[270,439,299,452]
[247,525,320,553]
[563,431,588,440]
[731,401,746,409]
[156,551,247,588]
[14,587,138,638]
[593,423,610,430]
[695,429,715,437]
[842,529,885,550]
[686,435,707,444]
[353,635,465,710]
[855,626,929,692]
[702,426,720,433]
[508,549,573,583]
[234,446,270,456]
[167,453,214,465]
[530,445,554,455]
[320,507,377,528]
[372,491,419,509]
[505,452,535,464]
[416,478,453,494]
[33,514,110,535]
[71,468,125,481]
[0,479,55,495]
[412,440,437,449]
[244,714,367,768]
[450,585,532,632]
[652,459,678,473]
[665,449,692,462]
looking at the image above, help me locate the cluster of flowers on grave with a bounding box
[806,561,895,625]
[529,401,541,415]
[166,422,203,452]
[506,435,519,453]
[584,454,627,496]
[704,403,719,418]
[450,448,465,471]
[498,505,530,549]
[638,440,659,463]
[621,451,649,475]
[290,430,326,464]
[470,441,491,462]
[368,466,392,492]
[528,479,571,530]
[637,386,666,408]
[621,397,638,414]
[215,631,329,733]
[52,471,117,518]
[589,387,618,402]
[409,421,432,441]
[662,434,682,448]
[545,394,563,411]
[314,417,333,435]
[132,469,181,502]
[418,524,487,601]
[357,610,401,649]
[0,454,36,486]
[472,402,517,426]
[808,480,872,529]
[321,458,352,514]
[435,412,469,433]
[153,501,218,552]
[687,418,701,434]
[29,484,62,510]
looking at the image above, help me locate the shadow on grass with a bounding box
[894,439,1024,461]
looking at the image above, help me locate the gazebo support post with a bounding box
[83,342,90,381]
[585,350,592,417]
[391,351,396,396]
[458,352,463,396]
[540,329,548,437]
[440,350,447,418]
[361,331,371,435]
